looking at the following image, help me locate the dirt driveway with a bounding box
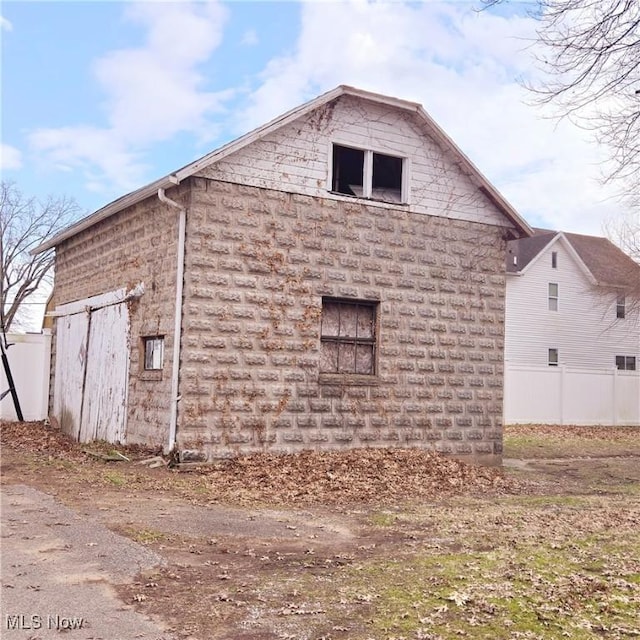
[2,422,640,640]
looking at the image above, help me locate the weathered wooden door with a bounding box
[53,294,131,444]
[53,312,89,439]
[78,303,130,443]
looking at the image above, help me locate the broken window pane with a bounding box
[322,302,341,337]
[320,342,339,372]
[356,305,375,338]
[338,343,356,373]
[355,344,374,374]
[340,306,357,338]
[372,152,403,202]
[332,145,364,196]
[320,299,377,375]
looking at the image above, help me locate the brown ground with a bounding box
[2,421,640,640]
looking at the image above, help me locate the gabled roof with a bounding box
[34,85,532,254]
[507,228,640,290]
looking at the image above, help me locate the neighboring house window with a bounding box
[548,283,559,311]
[551,251,558,269]
[548,348,559,366]
[144,336,164,370]
[616,295,626,319]
[320,298,377,375]
[615,356,636,371]
[331,144,405,203]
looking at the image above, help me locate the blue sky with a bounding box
[1,0,628,240]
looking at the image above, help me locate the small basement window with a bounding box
[548,348,559,367]
[616,355,636,371]
[331,144,405,203]
[144,336,164,370]
[320,299,377,375]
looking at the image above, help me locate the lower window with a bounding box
[143,336,164,370]
[320,299,377,375]
[616,355,636,371]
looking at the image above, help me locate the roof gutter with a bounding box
[157,180,186,454]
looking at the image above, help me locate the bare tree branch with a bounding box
[0,182,82,332]
[483,0,640,189]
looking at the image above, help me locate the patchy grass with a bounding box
[123,527,168,545]
[3,420,640,639]
[246,506,640,639]
[103,470,128,486]
[504,424,640,459]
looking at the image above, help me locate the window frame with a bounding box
[616,294,626,319]
[320,297,378,378]
[615,355,636,371]
[329,142,408,204]
[551,251,558,269]
[143,336,164,371]
[548,348,559,367]
[548,282,559,311]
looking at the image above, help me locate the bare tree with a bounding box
[0,182,81,332]
[606,210,640,263]
[483,0,640,283]
[483,0,639,184]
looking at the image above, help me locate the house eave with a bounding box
[32,175,179,255]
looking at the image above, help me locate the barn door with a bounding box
[78,303,130,443]
[53,312,89,439]
[53,290,132,444]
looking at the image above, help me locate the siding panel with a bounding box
[197,95,511,230]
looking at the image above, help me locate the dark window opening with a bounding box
[320,299,376,375]
[548,348,559,366]
[331,144,405,203]
[617,295,626,319]
[551,251,558,269]
[616,355,636,371]
[332,145,364,197]
[372,152,403,202]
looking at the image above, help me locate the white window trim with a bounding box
[328,141,409,204]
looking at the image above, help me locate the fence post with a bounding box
[612,366,618,427]
[559,365,565,426]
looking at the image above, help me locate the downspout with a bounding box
[158,181,186,454]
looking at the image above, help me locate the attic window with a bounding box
[617,295,626,319]
[331,144,405,203]
[551,251,558,269]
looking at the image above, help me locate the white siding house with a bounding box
[504,229,640,425]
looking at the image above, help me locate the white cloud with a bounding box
[29,1,230,194]
[238,1,623,237]
[0,15,12,31]
[0,144,23,170]
[240,29,258,46]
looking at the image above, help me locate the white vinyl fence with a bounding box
[504,364,640,426]
[0,332,52,421]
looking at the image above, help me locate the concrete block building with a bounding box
[36,86,532,465]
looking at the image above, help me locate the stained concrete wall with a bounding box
[178,178,508,464]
